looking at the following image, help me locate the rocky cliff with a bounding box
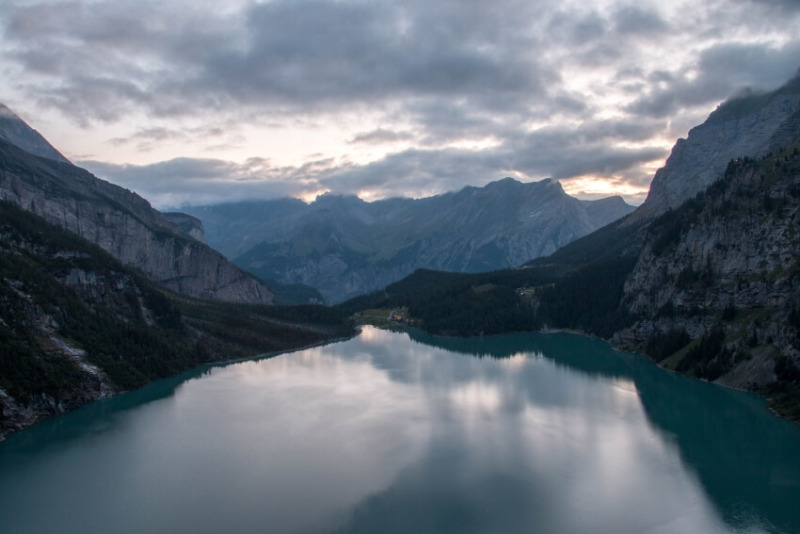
[0,138,272,303]
[0,104,70,164]
[614,140,800,416]
[633,74,800,220]
[162,211,206,243]
[187,178,634,303]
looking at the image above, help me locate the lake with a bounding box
[1,326,799,533]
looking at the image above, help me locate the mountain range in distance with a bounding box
[179,74,800,306]
[184,178,635,304]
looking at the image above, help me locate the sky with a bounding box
[1,0,799,209]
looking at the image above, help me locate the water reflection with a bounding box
[405,328,800,533]
[0,326,797,534]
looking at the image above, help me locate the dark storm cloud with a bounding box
[612,5,668,36]
[510,126,667,180]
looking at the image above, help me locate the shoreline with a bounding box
[0,329,360,442]
[369,321,799,425]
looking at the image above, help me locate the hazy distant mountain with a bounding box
[185,178,634,303]
[0,104,71,164]
[0,106,273,304]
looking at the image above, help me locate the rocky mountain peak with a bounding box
[0,103,71,164]
[631,74,800,221]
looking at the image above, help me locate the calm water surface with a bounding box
[1,326,799,534]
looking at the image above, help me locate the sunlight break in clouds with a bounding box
[0,0,799,207]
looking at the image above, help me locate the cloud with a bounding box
[81,111,672,207]
[626,41,800,119]
[80,157,318,207]
[350,129,416,145]
[2,0,800,207]
[612,5,668,36]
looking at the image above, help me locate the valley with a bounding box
[1,72,800,436]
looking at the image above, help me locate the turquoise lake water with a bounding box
[1,326,799,533]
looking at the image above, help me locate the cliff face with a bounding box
[163,212,206,243]
[633,75,800,221]
[616,141,800,398]
[0,203,165,436]
[0,139,272,303]
[188,178,634,303]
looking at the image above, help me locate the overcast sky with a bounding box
[1,0,799,208]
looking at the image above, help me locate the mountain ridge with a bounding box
[0,200,352,438]
[0,112,274,304]
[0,104,70,164]
[184,177,634,303]
[633,72,800,221]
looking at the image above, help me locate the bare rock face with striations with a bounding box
[0,134,272,304]
[162,212,206,243]
[633,74,800,221]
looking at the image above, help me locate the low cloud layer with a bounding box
[1,0,799,207]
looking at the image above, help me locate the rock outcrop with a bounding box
[162,211,206,243]
[632,74,800,221]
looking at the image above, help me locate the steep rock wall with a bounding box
[0,140,271,303]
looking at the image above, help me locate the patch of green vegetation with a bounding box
[535,255,638,337]
[645,328,691,363]
[339,267,559,337]
[351,308,410,329]
[676,327,732,381]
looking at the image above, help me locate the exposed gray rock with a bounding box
[186,178,635,303]
[616,146,800,391]
[0,287,117,439]
[0,103,70,164]
[0,138,272,303]
[162,212,206,243]
[632,74,800,221]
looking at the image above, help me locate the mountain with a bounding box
[526,74,800,274]
[0,200,354,438]
[0,120,272,303]
[342,72,800,421]
[0,104,70,164]
[616,145,800,398]
[185,178,634,303]
[633,73,800,220]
